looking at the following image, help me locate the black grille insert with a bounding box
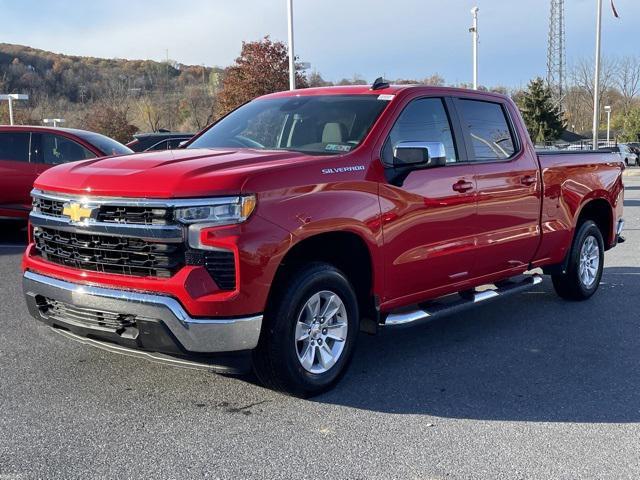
[38,296,137,331]
[185,250,236,290]
[97,206,173,225]
[33,227,184,278]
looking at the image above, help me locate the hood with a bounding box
[34,148,314,198]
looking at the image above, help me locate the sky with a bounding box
[0,0,638,88]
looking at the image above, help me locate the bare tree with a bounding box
[568,57,619,132]
[616,56,640,114]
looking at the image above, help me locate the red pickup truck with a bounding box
[22,84,625,396]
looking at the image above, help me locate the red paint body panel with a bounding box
[22,86,624,319]
[0,125,129,219]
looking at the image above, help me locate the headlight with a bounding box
[175,195,256,226]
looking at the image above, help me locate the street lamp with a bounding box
[43,118,65,128]
[470,7,479,90]
[0,94,29,125]
[604,105,612,144]
[287,0,295,90]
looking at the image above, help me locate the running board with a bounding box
[384,274,543,327]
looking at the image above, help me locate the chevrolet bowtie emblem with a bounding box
[62,202,94,223]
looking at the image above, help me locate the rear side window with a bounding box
[457,99,516,161]
[382,98,458,165]
[0,132,30,162]
[38,134,96,165]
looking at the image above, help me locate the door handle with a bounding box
[521,175,537,186]
[452,180,474,193]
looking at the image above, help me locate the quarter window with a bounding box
[457,99,516,161]
[382,98,457,166]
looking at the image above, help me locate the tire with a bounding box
[624,158,629,166]
[551,220,604,301]
[252,262,359,397]
[636,158,640,167]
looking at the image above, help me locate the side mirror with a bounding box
[393,141,447,169]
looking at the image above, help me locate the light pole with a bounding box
[470,7,479,90]
[43,118,65,128]
[287,0,295,90]
[592,0,603,150]
[0,94,29,125]
[604,105,611,144]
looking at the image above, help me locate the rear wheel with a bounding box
[551,220,604,300]
[252,262,359,397]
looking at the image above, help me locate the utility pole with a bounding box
[604,105,611,144]
[592,0,603,150]
[287,0,295,90]
[0,94,28,125]
[470,7,479,90]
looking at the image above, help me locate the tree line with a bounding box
[1,39,639,144]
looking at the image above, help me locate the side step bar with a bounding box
[384,274,543,328]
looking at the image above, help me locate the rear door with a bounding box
[0,131,37,216]
[378,95,478,303]
[453,97,541,278]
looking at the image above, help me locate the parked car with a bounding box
[0,126,132,220]
[611,144,639,166]
[22,85,625,397]
[126,132,194,152]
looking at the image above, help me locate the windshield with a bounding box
[74,131,133,156]
[188,95,390,155]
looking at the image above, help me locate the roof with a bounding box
[260,84,509,101]
[133,132,194,139]
[0,125,98,136]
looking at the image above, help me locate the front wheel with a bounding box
[551,220,604,300]
[252,263,359,397]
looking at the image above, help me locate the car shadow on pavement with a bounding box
[315,267,640,423]
[0,221,28,255]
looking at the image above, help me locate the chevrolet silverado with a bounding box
[22,83,625,396]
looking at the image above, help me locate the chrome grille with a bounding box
[32,196,172,225]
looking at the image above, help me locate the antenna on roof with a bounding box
[370,77,390,91]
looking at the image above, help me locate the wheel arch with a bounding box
[266,230,380,332]
[575,196,614,249]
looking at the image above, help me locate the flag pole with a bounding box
[287,0,295,90]
[592,0,603,150]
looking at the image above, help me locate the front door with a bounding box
[378,96,478,305]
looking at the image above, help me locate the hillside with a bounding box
[0,43,223,139]
[0,43,222,103]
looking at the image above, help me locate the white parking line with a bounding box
[0,244,26,248]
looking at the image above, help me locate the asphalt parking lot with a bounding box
[1,176,639,480]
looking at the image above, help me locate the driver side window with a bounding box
[382,98,457,166]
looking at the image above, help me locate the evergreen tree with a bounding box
[517,78,565,143]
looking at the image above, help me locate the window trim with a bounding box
[380,96,466,168]
[452,97,522,164]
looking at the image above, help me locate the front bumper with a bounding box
[23,271,263,354]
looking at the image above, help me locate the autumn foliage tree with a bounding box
[83,105,138,143]
[215,37,308,118]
